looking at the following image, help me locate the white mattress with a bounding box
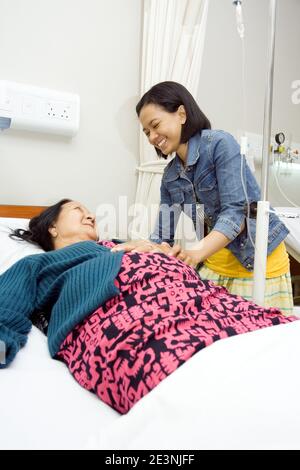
[1,320,300,450]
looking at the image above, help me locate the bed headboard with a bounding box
[0,205,47,218]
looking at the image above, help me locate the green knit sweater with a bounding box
[0,241,123,368]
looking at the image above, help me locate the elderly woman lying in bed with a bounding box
[0,199,297,413]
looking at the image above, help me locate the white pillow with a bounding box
[0,217,44,275]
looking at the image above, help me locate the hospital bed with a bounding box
[1,205,300,450]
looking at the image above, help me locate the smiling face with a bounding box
[49,201,97,249]
[139,103,188,160]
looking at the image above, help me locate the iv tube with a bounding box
[232,2,256,248]
[233,0,245,39]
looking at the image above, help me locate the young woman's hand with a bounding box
[111,240,171,254]
[167,244,201,268]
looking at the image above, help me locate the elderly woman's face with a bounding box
[50,201,97,243]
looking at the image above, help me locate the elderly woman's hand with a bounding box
[111,240,171,254]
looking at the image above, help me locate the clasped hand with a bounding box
[111,240,201,268]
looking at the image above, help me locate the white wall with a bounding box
[0,0,142,213]
[2,0,299,213]
[199,0,300,143]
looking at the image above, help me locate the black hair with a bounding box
[9,199,71,251]
[136,81,211,158]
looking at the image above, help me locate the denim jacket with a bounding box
[150,130,289,271]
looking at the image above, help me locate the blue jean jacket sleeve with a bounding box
[150,180,182,246]
[212,133,247,240]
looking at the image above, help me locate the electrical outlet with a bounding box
[0,80,80,136]
[46,101,72,120]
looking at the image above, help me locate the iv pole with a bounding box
[252,0,277,305]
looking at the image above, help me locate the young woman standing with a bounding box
[114,81,293,315]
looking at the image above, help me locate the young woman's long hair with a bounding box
[136,81,211,158]
[9,199,71,251]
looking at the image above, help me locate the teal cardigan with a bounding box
[0,241,123,368]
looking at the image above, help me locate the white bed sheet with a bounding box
[0,327,119,450]
[1,321,300,450]
[101,320,300,450]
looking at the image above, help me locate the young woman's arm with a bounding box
[168,133,247,267]
[111,180,181,254]
[167,230,232,267]
[149,180,182,246]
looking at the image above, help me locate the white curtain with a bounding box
[130,0,209,240]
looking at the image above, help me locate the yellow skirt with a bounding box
[198,265,294,316]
